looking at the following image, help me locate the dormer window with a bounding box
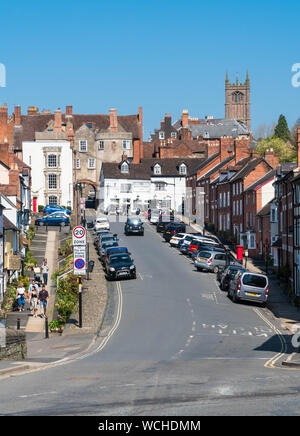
[179,163,187,175]
[121,161,129,174]
[159,131,165,140]
[153,163,161,175]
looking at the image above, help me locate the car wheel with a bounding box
[213,266,219,274]
[141,232,144,236]
[261,302,266,308]
[197,267,202,272]
[39,222,44,226]
[232,291,239,303]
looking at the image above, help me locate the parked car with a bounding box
[47,211,70,219]
[43,205,71,215]
[228,271,269,306]
[191,245,225,261]
[124,217,144,236]
[219,266,247,291]
[96,233,117,252]
[194,250,240,273]
[99,240,119,261]
[104,247,130,270]
[156,221,173,233]
[106,253,136,280]
[163,222,186,242]
[177,233,203,248]
[150,210,161,225]
[35,214,70,227]
[94,217,110,232]
[169,233,189,247]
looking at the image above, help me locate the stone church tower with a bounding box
[225,72,251,131]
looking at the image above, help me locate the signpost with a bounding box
[72,225,87,328]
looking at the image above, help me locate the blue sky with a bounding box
[0,0,300,139]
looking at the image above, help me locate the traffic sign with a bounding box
[74,245,86,275]
[72,226,86,246]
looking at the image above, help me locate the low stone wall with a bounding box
[0,329,27,361]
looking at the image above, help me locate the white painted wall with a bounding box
[261,178,275,208]
[23,140,73,208]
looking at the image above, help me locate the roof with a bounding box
[257,202,271,216]
[3,216,18,231]
[197,155,235,181]
[19,113,141,143]
[189,152,220,176]
[101,157,206,180]
[172,118,249,139]
[0,185,17,196]
[230,157,271,182]
[244,169,276,192]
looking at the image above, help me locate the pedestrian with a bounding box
[28,280,39,315]
[29,284,39,318]
[33,263,41,284]
[38,285,49,318]
[16,282,26,312]
[41,259,49,286]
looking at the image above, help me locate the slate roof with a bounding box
[230,158,272,182]
[197,155,235,181]
[101,158,206,180]
[3,215,18,231]
[244,169,276,192]
[189,152,220,176]
[172,118,249,139]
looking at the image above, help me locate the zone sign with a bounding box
[72,226,86,246]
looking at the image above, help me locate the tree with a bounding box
[255,122,276,140]
[255,137,296,163]
[274,114,290,142]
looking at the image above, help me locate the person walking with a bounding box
[38,285,49,318]
[29,284,39,318]
[33,263,41,284]
[41,259,49,286]
[16,283,26,312]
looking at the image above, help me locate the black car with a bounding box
[106,253,136,280]
[163,222,186,242]
[124,217,144,236]
[219,266,247,291]
[156,220,172,233]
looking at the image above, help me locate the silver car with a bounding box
[228,271,269,306]
[194,250,232,273]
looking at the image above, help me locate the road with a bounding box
[0,216,299,416]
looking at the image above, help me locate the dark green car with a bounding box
[124,218,144,236]
[106,253,136,280]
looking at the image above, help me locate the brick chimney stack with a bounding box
[0,104,8,143]
[265,148,279,169]
[109,109,118,133]
[14,106,21,126]
[180,128,192,141]
[66,105,73,117]
[54,109,62,132]
[220,136,234,161]
[234,136,250,162]
[182,109,189,128]
[27,106,39,116]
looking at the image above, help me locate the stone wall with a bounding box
[0,329,27,360]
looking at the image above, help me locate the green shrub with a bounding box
[38,205,44,213]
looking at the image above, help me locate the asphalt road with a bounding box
[0,216,300,416]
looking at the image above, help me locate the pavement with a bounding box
[177,213,300,367]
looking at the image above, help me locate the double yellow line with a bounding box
[253,308,288,369]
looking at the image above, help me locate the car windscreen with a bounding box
[102,241,118,249]
[110,255,131,264]
[128,219,142,225]
[175,233,184,239]
[198,252,211,259]
[185,236,194,242]
[242,274,267,288]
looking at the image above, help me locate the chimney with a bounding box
[14,106,21,126]
[220,136,234,162]
[180,128,192,141]
[27,106,39,116]
[133,140,140,164]
[265,148,279,169]
[54,109,62,132]
[234,136,250,162]
[109,109,118,133]
[297,128,300,168]
[68,128,74,148]
[138,106,143,159]
[182,109,189,128]
[0,143,9,167]
[0,104,8,143]
[207,140,220,157]
[122,152,127,161]
[66,105,73,117]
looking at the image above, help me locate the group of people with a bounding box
[15,259,49,318]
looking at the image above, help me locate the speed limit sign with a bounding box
[72,226,86,246]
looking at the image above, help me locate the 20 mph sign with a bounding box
[72,226,86,246]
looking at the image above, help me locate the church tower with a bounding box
[225,72,251,131]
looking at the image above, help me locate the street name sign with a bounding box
[72,226,86,246]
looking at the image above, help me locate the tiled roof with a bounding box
[257,202,271,216]
[197,155,235,181]
[230,158,270,182]
[0,185,17,196]
[3,215,18,231]
[189,153,220,176]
